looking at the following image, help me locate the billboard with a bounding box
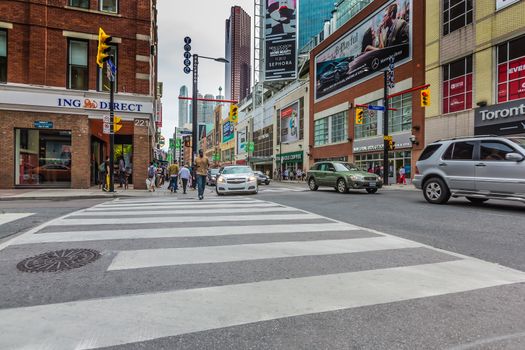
[496,0,520,11]
[237,128,247,154]
[222,120,234,143]
[264,0,297,81]
[314,0,412,101]
[280,101,300,143]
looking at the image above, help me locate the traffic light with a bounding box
[113,116,122,133]
[229,104,238,123]
[420,89,430,107]
[355,107,364,125]
[96,28,112,68]
[388,139,396,151]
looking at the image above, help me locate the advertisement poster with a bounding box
[237,128,247,154]
[280,101,299,143]
[314,0,412,100]
[264,0,297,81]
[222,120,234,143]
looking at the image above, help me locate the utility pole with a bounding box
[383,70,389,186]
[109,66,115,192]
[191,54,199,166]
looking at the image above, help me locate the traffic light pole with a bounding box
[383,70,389,186]
[109,70,115,192]
[191,54,199,167]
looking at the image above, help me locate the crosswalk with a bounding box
[1,197,525,349]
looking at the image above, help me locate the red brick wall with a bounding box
[309,0,426,165]
[0,0,152,94]
[0,111,90,189]
[132,119,151,189]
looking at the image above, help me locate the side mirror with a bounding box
[505,153,524,162]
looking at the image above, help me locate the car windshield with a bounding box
[221,166,252,175]
[509,137,525,149]
[333,163,360,171]
[210,169,219,175]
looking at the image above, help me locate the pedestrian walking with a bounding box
[118,156,126,188]
[98,159,106,190]
[147,162,156,192]
[195,149,210,200]
[399,166,406,185]
[168,161,179,193]
[178,163,191,194]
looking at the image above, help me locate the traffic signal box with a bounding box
[355,107,364,125]
[420,89,431,107]
[113,116,122,133]
[97,28,112,68]
[229,104,239,123]
[384,135,395,151]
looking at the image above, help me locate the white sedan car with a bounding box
[215,166,258,195]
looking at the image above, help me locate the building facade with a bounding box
[225,6,251,102]
[298,0,337,52]
[0,0,158,189]
[309,0,425,184]
[425,0,525,142]
[178,85,189,127]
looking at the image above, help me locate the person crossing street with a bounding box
[178,163,191,194]
[195,149,210,200]
[168,161,180,193]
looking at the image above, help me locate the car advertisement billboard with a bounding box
[222,120,234,143]
[314,0,412,101]
[280,101,300,143]
[264,0,297,81]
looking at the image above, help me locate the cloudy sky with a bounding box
[157,0,254,148]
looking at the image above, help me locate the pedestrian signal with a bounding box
[229,104,239,123]
[388,139,396,151]
[97,28,112,68]
[420,89,430,107]
[113,116,122,133]
[355,108,364,125]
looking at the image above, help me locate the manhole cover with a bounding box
[17,249,101,273]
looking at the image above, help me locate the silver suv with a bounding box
[413,135,525,204]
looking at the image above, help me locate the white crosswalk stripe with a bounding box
[1,198,524,350]
[0,213,33,226]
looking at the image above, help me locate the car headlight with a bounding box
[248,176,257,182]
[349,175,359,181]
[217,176,226,183]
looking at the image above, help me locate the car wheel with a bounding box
[466,197,488,205]
[423,177,450,204]
[265,180,270,185]
[308,178,318,191]
[336,179,348,194]
[366,188,378,194]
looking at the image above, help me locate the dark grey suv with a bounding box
[413,135,525,204]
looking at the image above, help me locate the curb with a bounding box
[0,194,137,201]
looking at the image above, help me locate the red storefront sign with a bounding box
[498,56,525,102]
[443,73,472,113]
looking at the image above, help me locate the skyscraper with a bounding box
[178,85,189,127]
[202,94,215,124]
[225,6,251,102]
[299,0,336,51]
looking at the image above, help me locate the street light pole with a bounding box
[383,70,389,186]
[191,54,199,167]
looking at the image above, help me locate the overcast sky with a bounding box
[157,0,254,148]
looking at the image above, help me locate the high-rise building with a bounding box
[225,6,251,102]
[178,85,189,127]
[298,0,338,51]
[202,94,215,124]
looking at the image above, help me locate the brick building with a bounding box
[0,0,158,189]
[309,0,425,183]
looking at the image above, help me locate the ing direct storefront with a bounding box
[0,86,154,189]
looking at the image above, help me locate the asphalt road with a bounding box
[259,183,525,271]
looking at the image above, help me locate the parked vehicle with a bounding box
[306,161,383,193]
[413,135,525,204]
[206,168,220,186]
[216,166,258,195]
[254,171,270,185]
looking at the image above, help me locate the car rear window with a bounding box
[419,144,442,161]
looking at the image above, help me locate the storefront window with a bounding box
[314,118,328,146]
[443,56,473,113]
[354,151,412,183]
[497,35,525,103]
[389,93,412,133]
[355,100,380,139]
[15,129,72,186]
[0,29,6,83]
[98,45,117,92]
[68,39,88,90]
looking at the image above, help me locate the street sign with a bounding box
[33,121,53,129]
[103,122,111,134]
[175,138,181,149]
[368,105,385,111]
[103,115,110,123]
[247,142,254,152]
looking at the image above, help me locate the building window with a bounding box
[355,100,380,139]
[0,30,6,83]
[314,118,329,146]
[443,56,473,113]
[443,0,473,35]
[100,0,118,13]
[497,35,525,103]
[331,111,348,143]
[253,126,273,158]
[389,93,412,133]
[69,0,89,9]
[98,45,117,92]
[68,40,88,90]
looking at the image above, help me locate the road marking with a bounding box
[107,236,423,270]
[1,259,523,350]
[85,203,280,212]
[0,213,33,226]
[96,199,261,208]
[53,213,323,226]
[15,222,360,244]
[77,207,296,216]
